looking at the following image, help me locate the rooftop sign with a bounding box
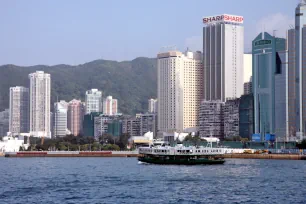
[254,40,272,46]
[203,14,244,25]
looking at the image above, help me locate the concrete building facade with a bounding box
[29,71,51,138]
[9,86,29,135]
[94,115,113,140]
[224,98,240,138]
[157,50,203,133]
[199,100,224,138]
[122,117,141,137]
[136,113,157,138]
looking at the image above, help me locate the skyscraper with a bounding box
[157,50,203,133]
[53,100,68,138]
[203,14,244,101]
[85,89,102,114]
[9,86,29,135]
[103,96,118,116]
[67,99,85,136]
[295,1,306,139]
[148,99,158,113]
[29,71,51,138]
[252,32,286,140]
[274,50,288,140]
[287,28,296,138]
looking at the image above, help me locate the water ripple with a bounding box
[0,158,305,203]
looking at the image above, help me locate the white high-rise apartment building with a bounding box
[203,14,244,101]
[148,99,158,113]
[103,96,118,115]
[9,86,29,135]
[53,100,68,138]
[85,89,102,114]
[29,71,51,138]
[157,50,203,132]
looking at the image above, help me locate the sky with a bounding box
[0,0,298,66]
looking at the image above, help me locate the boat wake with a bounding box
[138,161,150,165]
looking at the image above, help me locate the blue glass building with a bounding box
[252,32,286,141]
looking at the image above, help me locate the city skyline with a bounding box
[0,0,295,66]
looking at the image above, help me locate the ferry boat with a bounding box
[138,144,225,165]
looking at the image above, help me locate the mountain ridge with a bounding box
[0,57,157,115]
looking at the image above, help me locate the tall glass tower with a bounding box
[295,1,306,139]
[252,32,286,141]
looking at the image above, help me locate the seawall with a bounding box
[5,151,140,158]
[222,154,306,160]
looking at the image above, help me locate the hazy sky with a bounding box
[0,0,297,66]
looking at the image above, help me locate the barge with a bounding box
[138,145,225,165]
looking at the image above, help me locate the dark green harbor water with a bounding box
[0,157,305,203]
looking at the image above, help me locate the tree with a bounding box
[184,134,203,145]
[92,142,101,151]
[224,136,242,141]
[102,144,120,151]
[116,133,130,150]
[58,142,68,151]
[99,134,114,145]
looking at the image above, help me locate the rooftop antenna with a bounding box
[262,24,265,39]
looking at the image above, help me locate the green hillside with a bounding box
[0,57,157,115]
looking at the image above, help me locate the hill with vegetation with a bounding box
[0,57,157,115]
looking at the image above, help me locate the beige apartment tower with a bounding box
[157,50,203,132]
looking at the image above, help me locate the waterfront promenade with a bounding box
[3,151,306,160]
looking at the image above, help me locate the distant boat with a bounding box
[138,144,225,165]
